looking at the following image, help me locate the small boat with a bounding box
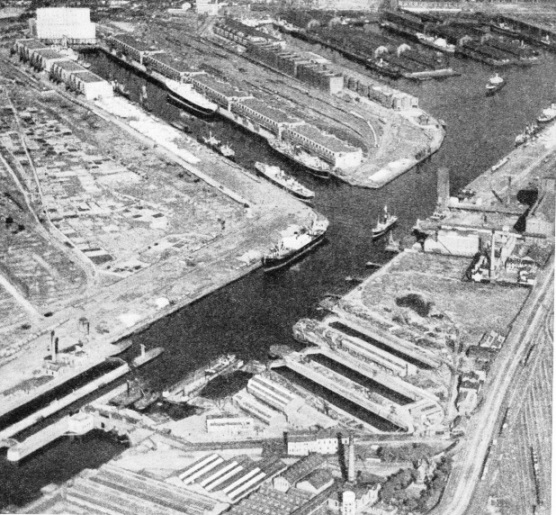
[218,143,236,160]
[372,205,398,240]
[254,162,315,203]
[486,74,505,95]
[385,231,401,253]
[112,80,130,99]
[537,103,556,124]
[134,389,161,411]
[262,216,329,272]
[171,120,191,133]
[202,132,221,149]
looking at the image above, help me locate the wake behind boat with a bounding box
[262,216,329,272]
[372,205,398,240]
[486,73,505,95]
[255,162,315,203]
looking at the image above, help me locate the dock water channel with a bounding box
[1,40,555,509]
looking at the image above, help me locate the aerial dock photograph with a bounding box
[0,0,553,514]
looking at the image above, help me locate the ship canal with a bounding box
[1,32,556,510]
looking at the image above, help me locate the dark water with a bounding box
[1,45,555,509]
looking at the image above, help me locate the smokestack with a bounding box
[53,337,59,362]
[507,176,512,206]
[348,435,355,483]
[437,167,450,208]
[490,230,496,280]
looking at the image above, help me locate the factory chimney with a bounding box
[506,176,512,206]
[347,434,356,483]
[437,167,450,208]
[53,337,59,362]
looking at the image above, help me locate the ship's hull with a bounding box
[267,140,331,179]
[262,232,326,272]
[167,93,216,117]
[372,221,397,240]
[256,168,314,203]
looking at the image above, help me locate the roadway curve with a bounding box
[429,254,554,515]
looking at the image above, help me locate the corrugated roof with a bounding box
[111,33,154,52]
[241,98,300,125]
[292,124,357,153]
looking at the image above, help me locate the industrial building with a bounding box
[286,430,350,456]
[205,414,254,435]
[29,8,96,44]
[68,70,115,100]
[177,453,287,503]
[191,74,252,109]
[13,39,113,100]
[273,453,326,492]
[246,374,305,417]
[144,52,203,82]
[230,97,303,137]
[213,18,281,48]
[227,484,316,515]
[246,41,344,95]
[283,124,363,169]
[107,34,162,66]
[19,463,228,515]
[234,391,287,427]
[296,469,334,495]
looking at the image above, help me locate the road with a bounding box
[429,254,554,515]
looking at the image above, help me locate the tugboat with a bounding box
[254,162,315,203]
[202,132,221,149]
[218,143,236,160]
[537,103,556,124]
[372,205,398,240]
[262,216,329,272]
[485,74,505,95]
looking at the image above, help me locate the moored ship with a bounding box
[268,139,331,179]
[165,79,217,117]
[372,205,398,240]
[162,354,243,404]
[262,216,329,272]
[134,389,161,411]
[486,74,505,95]
[255,162,315,203]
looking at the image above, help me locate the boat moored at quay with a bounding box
[254,162,315,203]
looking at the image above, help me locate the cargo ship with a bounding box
[262,216,329,272]
[486,74,505,96]
[372,205,398,240]
[254,162,314,203]
[165,79,217,117]
[268,139,331,179]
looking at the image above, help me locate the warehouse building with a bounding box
[30,48,69,72]
[283,124,362,169]
[191,74,252,109]
[273,453,326,493]
[231,97,303,137]
[213,18,281,47]
[12,38,48,61]
[67,70,114,100]
[286,430,349,456]
[107,34,162,66]
[234,391,287,427]
[205,414,254,436]
[144,52,204,82]
[50,59,88,83]
[247,375,305,418]
[29,8,96,44]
